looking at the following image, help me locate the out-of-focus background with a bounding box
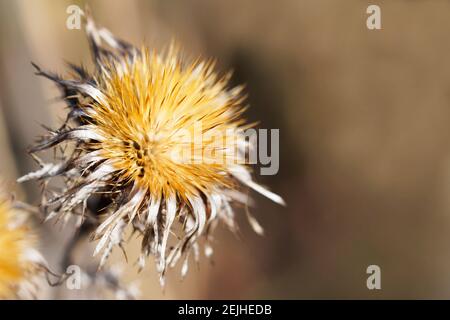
[1,0,450,299]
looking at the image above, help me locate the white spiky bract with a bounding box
[20,17,285,283]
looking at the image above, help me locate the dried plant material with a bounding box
[0,188,47,299]
[20,14,285,284]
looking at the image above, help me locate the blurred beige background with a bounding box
[1,0,450,299]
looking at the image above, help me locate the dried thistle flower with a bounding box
[0,188,46,299]
[20,15,284,283]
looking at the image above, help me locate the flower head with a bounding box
[0,189,44,298]
[20,16,284,282]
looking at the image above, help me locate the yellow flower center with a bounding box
[84,47,247,199]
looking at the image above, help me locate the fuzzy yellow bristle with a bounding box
[88,46,248,200]
[0,197,27,298]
